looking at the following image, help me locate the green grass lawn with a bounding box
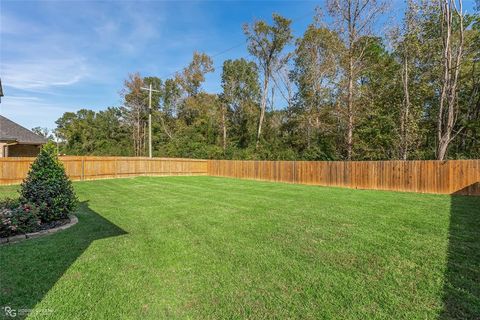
[0,176,479,319]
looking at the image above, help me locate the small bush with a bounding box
[20,142,77,222]
[0,203,41,237]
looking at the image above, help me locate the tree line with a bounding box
[41,0,479,160]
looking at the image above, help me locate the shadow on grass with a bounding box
[0,201,126,317]
[441,195,480,319]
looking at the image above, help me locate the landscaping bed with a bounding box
[0,215,78,245]
[0,142,77,241]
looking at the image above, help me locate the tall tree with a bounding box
[220,58,260,151]
[354,37,401,160]
[31,127,54,140]
[391,0,423,159]
[292,20,343,155]
[327,0,387,159]
[50,4,479,161]
[437,0,465,160]
[159,78,181,140]
[55,108,131,156]
[121,73,148,156]
[453,10,480,158]
[175,52,215,127]
[176,52,214,97]
[243,14,293,148]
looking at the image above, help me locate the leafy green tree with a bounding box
[121,73,147,156]
[243,14,293,148]
[291,21,343,159]
[50,3,479,161]
[176,52,214,97]
[436,0,466,160]
[165,93,223,159]
[326,0,387,159]
[157,78,180,141]
[31,127,54,141]
[452,12,480,158]
[21,142,77,222]
[353,37,401,160]
[56,108,131,156]
[391,0,424,159]
[221,58,260,151]
[55,109,96,155]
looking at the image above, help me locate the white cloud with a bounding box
[0,0,221,129]
[2,58,89,90]
[90,4,167,55]
[0,96,78,129]
[3,95,42,102]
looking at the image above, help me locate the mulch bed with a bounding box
[0,215,78,245]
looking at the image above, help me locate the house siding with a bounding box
[6,144,42,157]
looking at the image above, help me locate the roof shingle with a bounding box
[0,115,47,144]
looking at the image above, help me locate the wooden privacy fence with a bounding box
[1,157,478,195]
[0,156,208,185]
[207,160,480,196]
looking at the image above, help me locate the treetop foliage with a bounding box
[54,2,479,160]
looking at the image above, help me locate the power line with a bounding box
[162,42,245,79]
[161,7,316,80]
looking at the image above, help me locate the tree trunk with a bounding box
[437,134,450,160]
[401,53,411,160]
[255,71,268,149]
[437,1,451,160]
[159,112,172,140]
[222,105,227,153]
[135,114,141,156]
[437,0,464,160]
[347,55,354,161]
[256,70,269,149]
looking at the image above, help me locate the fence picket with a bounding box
[0,157,478,195]
[0,156,208,185]
[207,159,479,196]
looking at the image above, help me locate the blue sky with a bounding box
[1,0,472,130]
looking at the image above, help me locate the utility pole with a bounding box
[141,84,161,158]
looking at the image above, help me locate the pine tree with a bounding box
[21,142,77,222]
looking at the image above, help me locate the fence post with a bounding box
[292,161,296,184]
[81,157,85,181]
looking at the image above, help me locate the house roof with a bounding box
[0,115,47,144]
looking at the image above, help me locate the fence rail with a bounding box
[207,160,480,196]
[1,157,478,195]
[0,156,208,185]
